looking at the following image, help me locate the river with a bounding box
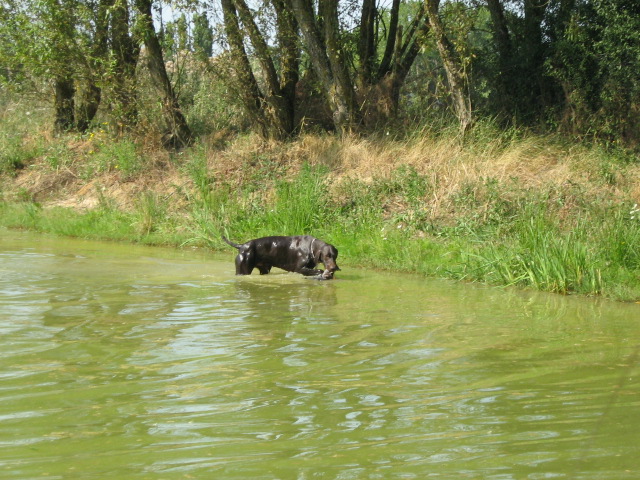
[0,229,638,479]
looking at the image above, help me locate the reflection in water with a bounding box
[0,230,638,479]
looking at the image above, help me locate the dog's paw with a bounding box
[321,269,335,280]
[307,272,333,281]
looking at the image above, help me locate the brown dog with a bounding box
[222,235,340,279]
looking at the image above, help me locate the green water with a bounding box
[0,230,638,479]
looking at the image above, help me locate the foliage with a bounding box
[1,4,639,302]
[0,101,44,174]
[193,12,214,59]
[466,207,603,295]
[2,117,640,300]
[549,0,640,145]
[89,139,145,179]
[1,0,638,146]
[0,134,39,175]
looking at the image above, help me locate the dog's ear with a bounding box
[311,242,323,263]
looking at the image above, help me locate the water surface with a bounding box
[0,229,638,479]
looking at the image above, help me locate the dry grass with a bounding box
[205,130,638,224]
[4,125,639,227]
[4,124,640,300]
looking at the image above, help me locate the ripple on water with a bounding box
[0,232,639,479]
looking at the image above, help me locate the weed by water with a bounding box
[477,236,602,295]
[600,205,640,270]
[43,142,75,170]
[3,115,640,301]
[85,139,145,179]
[186,163,337,246]
[187,183,242,247]
[463,205,604,295]
[181,148,249,245]
[55,208,135,241]
[134,191,167,236]
[266,163,332,234]
[183,146,216,204]
[0,134,41,175]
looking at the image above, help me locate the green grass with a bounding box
[466,214,603,294]
[1,102,639,302]
[173,163,638,301]
[81,138,146,179]
[3,160,640,301]
[0,133,42,175]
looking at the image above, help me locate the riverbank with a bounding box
[2,116,640,301]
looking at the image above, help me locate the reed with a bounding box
[466,210,603,295]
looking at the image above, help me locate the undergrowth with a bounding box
[1,111,639,301]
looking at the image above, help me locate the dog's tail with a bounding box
[222,236,242,250]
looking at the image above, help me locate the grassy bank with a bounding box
[2,111,640,301]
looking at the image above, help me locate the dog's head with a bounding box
[317,243,340,279]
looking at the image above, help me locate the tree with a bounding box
[287,0,355,132]
[357,0,429,126]
[0,0,100,132]
[220,0,299,139]
[134,0,192,148]
[425,0,472,132]
[75,0,109,132]
[549,0,640,145]
[485,0,514,115]
[522,0,551,112]
[193,12,213,59]
[109,0,140,131]
[285,0,428,132]
[2,0,637,146]
[0,0,138,133]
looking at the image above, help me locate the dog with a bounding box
[222,235,340,279]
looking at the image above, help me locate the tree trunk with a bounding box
[54,76,75,133]
[111,0,140,131]
[76,83,101,132]
[358,0,377,87]
[523,0,549,113]
[366,3,428,125]
[134,0,191,149]
[486,0,514,115]
[220,0,268,137]
[284,0,428,131]
[377,0,401,79]
[288,0,357,133]
[321,0,357,131]
[232,0,296,139]
[76,0,110,133]
[273,0,299,121]
[350,1,428,128]
[425,0,473,132]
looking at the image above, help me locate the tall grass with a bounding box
[2,113,640,301]
[183,161,336,247]
[466,208,603,295]
[265,163,332,234]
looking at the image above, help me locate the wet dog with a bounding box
[222,235,340,279]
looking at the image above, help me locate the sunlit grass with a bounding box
[2,112,640,301]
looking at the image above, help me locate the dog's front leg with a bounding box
[235,252,254,275]
[297,266,324,276]
[257,264,272,275]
